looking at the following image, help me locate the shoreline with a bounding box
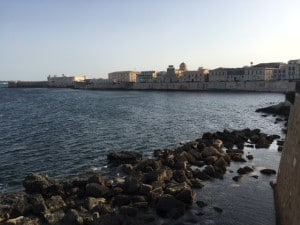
[0,128,283,225]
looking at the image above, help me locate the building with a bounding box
[273,64,288,80]
[136,71,157,83]
[226,68,245,82]
[245,63,284,81]
[181,67,209,82]
[108,71,139,83]
[47,75,86,87]
[287,59,300,80]
[209,68,229,82]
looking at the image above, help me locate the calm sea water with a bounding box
[0,87,285,225]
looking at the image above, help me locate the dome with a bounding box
[179,62,187,71]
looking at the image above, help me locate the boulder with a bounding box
[43,210,65,225]
[85,197,106,211]
[173,170,191,186]
[190,178,204,189]
[107,151,142,165]
[213,139,223,150]
[87,174,105,185]
[23,173,54,194]
[62,209,83,225]
[139,183,152,195]
[214,157,228,170]
[204,156,218,164]
[143,169,173,183]
[119,206,138,217]
[27,194,48,215]
[260,169,277,175]
[232,175,242,182]
[2,216,40,225]
[174,187,195,204]
[201,146,221,158]
[196,201,207,208]
[246,155,254,160]
[123,176,141,194]
[112,195,131,207]
[45,195,66,212]
[165,182,189,196]
[86,183,109,198]
[156,195,186,219]
[237,166,254,175]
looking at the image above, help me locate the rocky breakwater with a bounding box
[0,129,280,225]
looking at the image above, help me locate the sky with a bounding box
[0,0,300,81]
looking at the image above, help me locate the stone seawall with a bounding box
[276,82,300,225]
[132,80,296,92]
[9,80,296,93]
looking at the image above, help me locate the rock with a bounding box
[213,207,223,213]
[107,151,142,165]
[43,210,65,224]
[139,183,152,195]
[214,157,228,170]
[255,101,291,117]
[255,137,271,149]
[165,182,189,196]
[2,216,40,225]
[23,173,54,194]
[229,153,247,162]
[27,194,48,215]
[278,146,283,152]
[204,156,218,164]
[132,201,148,209]
[203,165,215,177]
[237,166,254,175]
[179,151,197,164]
[173,170,191,185]
[260,169,276,175]
[143,169,173,183]
[252,175,259,179]
[196,201,207,208]
[232,175,242,182]
[201,146,222,158]
[62,209,83,225]
[186,148,202,160]
[123,176,141,194]
[119,206,138,217]
[174,187,195,204]
[45,195,66,213]
[156,195,186,219]
[0,193,31,218]
[277,140,285,146]
[85,197,106,211]
[112,195,131,207]
[213,139,223,150]
[192,169,211,181]
[88,174,105,185]
[246,155,254,160]
[86,183,109,198]
[190,178,204,189]
[149,187,164,201]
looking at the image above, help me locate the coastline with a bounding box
[0,128,283,225]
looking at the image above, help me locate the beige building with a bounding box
[181,67,209,82]
[287,59,300,80]
[136,71,157,83]
[47,75,86,87]
[108,71,139,83]
[209,68,229,82]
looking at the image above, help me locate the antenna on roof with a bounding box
[250,62,253,67]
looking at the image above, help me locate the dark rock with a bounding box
[107,151,142,165]
[192,169,211,181]
[201,146,222,158]
[139,183,152,195]
[43,210,65,224]
[86,183,109,198]
[175,186,195,204]
[252,175,259,179]
[204,156,218,164]
[173,170,191,185]
[27,194,48,215]
[165,182,189,196]
[214,157,229,170]
[85,197,105,211]
[23,173,54,194]
[143,169,173,183]
[190,178,204,189]
[2,216,41,225]
[131,195,147,203]
[45,195,66,212]
[229,153,247,162]
[260,169,277,175]
[278,146,283,152]
[232,175,242,182]
[149,187,164,201]
[62,209,83,225]
[245,144,254,148]
[112,195,131,207]
[277,140,285,146]
[213,207,223,213]
[237,166,254,175]
[88,174,105,185]
[0,193,31,219]
[255,101,291,117]
[246,155,254,160]
[119,206,138,217]
[203,165,215,177]
[156,195,186,219]
[123,176,141,194]
[196,201,208,208]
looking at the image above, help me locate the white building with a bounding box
[287,59,300,80]
[108,71,139,83]
[47,75,86,87]
[136,71,157,83]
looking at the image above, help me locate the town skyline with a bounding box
[1,0,300,81]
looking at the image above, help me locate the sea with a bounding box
[0,87,286,225]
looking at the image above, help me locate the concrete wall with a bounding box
[276,82,300,225]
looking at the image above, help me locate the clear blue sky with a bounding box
[1,0,300,81]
